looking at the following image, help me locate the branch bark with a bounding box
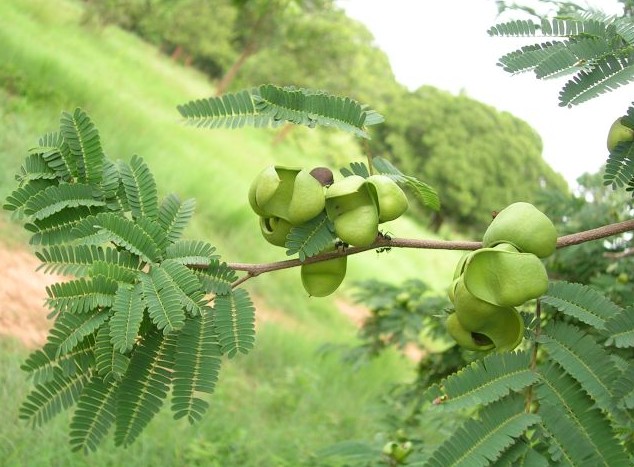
[225,219,634,280]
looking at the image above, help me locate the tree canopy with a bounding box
[372,86,568,230]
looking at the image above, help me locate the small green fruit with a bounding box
[332,204,379,246]
[366,175,408,222]
[462,248,549,307]
[446,313,495,351]
[482,202,557,258]
[300,253,347,297]
[607,117,634,152]
[248,166,325,225]
[325,175,380,247]
[452,280,525,352]
[259,216,293,247]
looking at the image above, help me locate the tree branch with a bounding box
[225,219,634,281]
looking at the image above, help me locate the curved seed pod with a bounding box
[452,280,525,352]
[447,277,459,303]
[452,252,471,280]
[287,169,327,225]
[366,175,408,222]
[325,175,380,247]
[482,202,557,258]
[446,313,495,351]
[462,248,548,307]
[248,166,325,225]
[333,204,380,247]
[248,166,280,216]
[259,216,293,247]
[607,117,634,152]
[300,252,347,297]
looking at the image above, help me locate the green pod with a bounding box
[301,254,347,297]
[248,166,325,225]
[325,175,380,247]
[248,165,280,217]
[446,313,495,352]
[447,276,460,304]
[451,280,525,352]
[607,117,634,152]
[366,175,408,222]
[259,216,293,247]
[453,252,470,279]
[462,248,548,307]
[482,202,557,258]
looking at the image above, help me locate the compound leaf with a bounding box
[118,155,158,220]
[213,288,255,358]
[541,280,621,330]
[109,284,145,353]
[114,330,175,447]
[172,310,222,423]
[158,194,196,244]
[69,375,118,454]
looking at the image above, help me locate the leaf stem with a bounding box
[525,299,541,413]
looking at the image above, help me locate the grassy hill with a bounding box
[0,0,462,464]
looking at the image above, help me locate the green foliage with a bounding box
[3,108,260,452]
[339,157,441,212]
[368,85,567,231]
[424,394,541,467]
[604,103,634,193]
[541,280,621,329]
[177,84,384,139]
[490,15,634,106]
[342,277,634,465]
[284,211,336,261]
[423,351,538,412]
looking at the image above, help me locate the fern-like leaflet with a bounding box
[489,16,634,106]
[423,394,541,467]
[285,211,336,261]
[172,309,222,423]
[213,288,255,358]
[178,85,383,138]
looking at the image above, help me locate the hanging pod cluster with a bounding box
[446,202,557,352]
[248,165,408,297]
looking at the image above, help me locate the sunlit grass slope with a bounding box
[0,0,461,463]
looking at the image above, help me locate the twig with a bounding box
[223,219,634,282]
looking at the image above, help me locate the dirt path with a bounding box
[0,243,61,347]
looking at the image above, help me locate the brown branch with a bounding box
[223,219,634,284]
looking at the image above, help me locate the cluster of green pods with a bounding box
[248,165,409,297]
[446,202,557,352]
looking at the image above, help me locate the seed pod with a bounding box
[248,165,325,225]
[607,117,634,152]
[259,216,293,247]
[451,280,525,352]
[325,175,380,247]
[366,174,408,222]
[462,247,548,307]
[445,313,495,351]
[300,253,347,297]
[482,202,557,258]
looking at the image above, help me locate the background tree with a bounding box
[371,86,568,231]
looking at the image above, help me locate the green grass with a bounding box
[0,0,462,463]
[0,332,412,466]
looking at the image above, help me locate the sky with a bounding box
[338,0,629,187]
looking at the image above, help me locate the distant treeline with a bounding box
[83,0,568,231]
